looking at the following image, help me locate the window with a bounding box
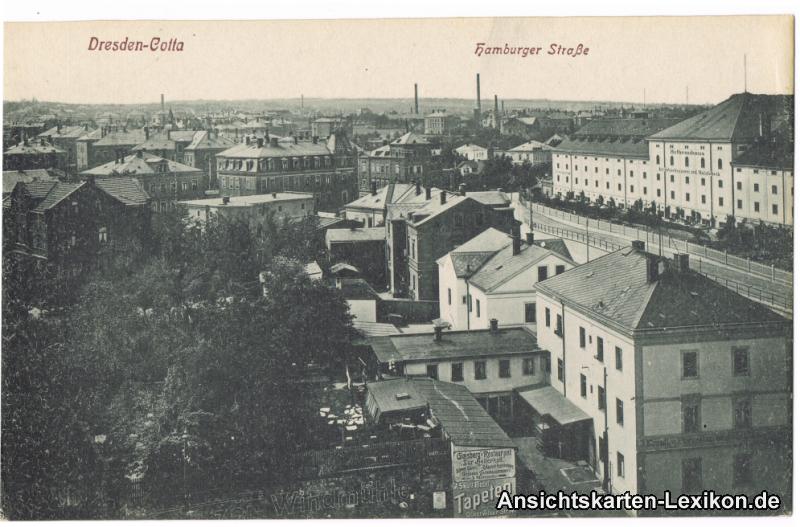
[700,158,705,168]
[734,397,752,429]
[682,398,700,433]
[682,458,702,493]
[426,364,439,380]
[596,337,604,362]
[718,159,723,170]
[476,299,481,318]
[733,453,752,486]
[685,193,691,202]
[499,359,511,378]
[545,308,551,327]
[670,191,675,199]
[474,361,487,380]
[557,358,564,382]
[555,314,563,337]
[580,374,587,398]
[719,197,724,207]
[754,183,760,192]
[737,199,743,210]
[537,266,548,281]
[682,351,698,378]
[598,386,606,410]
[451,363,464,382]
[670,156,674,166]
[754,202,760,213]
[523,358,536,376]
[732,347,750,376]
[447,288,452,305]
[656,155,660,165]
[555,265,565,275]
[544,355,551,373]
[684,157,689,167]
[772,204,779,215]
[772,185,778,195]
[617,452,625,478]
[579,327,586,348]
[737,181,743,190]
[670,174,675,183]
[616,398,624,426]
[524,303,536,323]
[98,226,108,243]
[615,346,623,371]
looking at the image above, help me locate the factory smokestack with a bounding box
[161,94,165,112]
[474,73,482,129]
[414,83,419,115]
[494,94,499,129]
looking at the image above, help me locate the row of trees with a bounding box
[2,209,356,518]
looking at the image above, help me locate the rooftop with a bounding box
[338,278,380,301]
[3,169,55,195]
[367,377,515,448]
[326,226,386,244]
[649,93,792,142]
[217,139,332,159]
[535,245,788,334]
[179,191,313,207]
[370,326,540,363]
[81,152,202,177]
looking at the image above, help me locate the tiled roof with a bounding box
[649,93,792,141]
[82,152,202,177]
[370,326,539,363]
[469,240,575,293]
[32,181,84,212]
[574,117,682,139]
[390,132,429,145]
[339,278,380,301]
[38,125,92,140]
[731,134,794,170]
[508,140,552,152]
[94,177,150,206]
[5,141,65,155]
[554,137,650,158]
[345,183,415,211]
[3,169,55,194]
[185,131,236,151]
[535,246,787,333]
[466,190,510,207]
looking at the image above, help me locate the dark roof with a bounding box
[82,152,201,177]
[731,135,794,170]
[367,377,515,448]
[649,93,792,141]
[94,177,150,206]
[27,181,84,212]
[326,226,386,244]
[5,141,65,155]
[554,137,650,158]
[38,125,92,140]
[573,117,682,139]
[93,129,147,147]
[185,130,236,151]
[370,326,540,363]
[338,278,380,301]
[217,140,331,159]
[535,246,787,334]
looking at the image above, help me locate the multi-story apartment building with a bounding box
[215,133,358,212]
[132,129,200,165]
[531,240,791,508]
[3,176,151,272]
[81,151,206,212]
[370,324,547,424]
[3,137,67,172]
[38,124,96,175]
[454,143,489,161]
[552,117,681,208]
[182,130,235,189]
[438,227,575,331]
[343,182,448,227]
[385,188,517,301]
[357,132,440,195]
[497,139,553,167]
[647,93,792,226]
[87,127,147,169]
[424,110,458,135]
[553,94,793,227]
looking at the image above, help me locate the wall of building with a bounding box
[731,165,794,226]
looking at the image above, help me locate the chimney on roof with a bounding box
[270,137,279,147]
[459,183,466,196]
[222,196,230,205]
[511,226,521,255]
[136,150,143,159]
[425,186,431,200]
[490,318,499,333]
[631,240,645,252]
[257,138,264,148]
[245,136,251,146]
[272,192,277,198]
[312,136,318,144]
[161,93,165,112]
[674,253,690,273]
[414,83,419,115]
[40,138,46,147]
[646,254,660,283]
[440,190,446,205]
[370,181,377,196]
[144,126,149,140]
[83,123,89,131]
[526,231,534,244]
[433,325,443,342]
[494,95,499,129]
[294,135,298,145]
[57,123,62,134]
[415,179,422,196]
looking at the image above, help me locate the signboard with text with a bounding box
[451,448,516,517]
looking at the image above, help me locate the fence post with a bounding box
[685,239,689,252]
[748,259,751,272]
[724,250,727,265]
[771,264,775,282]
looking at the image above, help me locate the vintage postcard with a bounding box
[1,10,795,521]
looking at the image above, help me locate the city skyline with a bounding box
[4,16,793,106]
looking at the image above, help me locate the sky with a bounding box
[3,16,794,106]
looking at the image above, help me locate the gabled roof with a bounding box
[345,183,416,211]
[94,177,150,206]
[326,227,386,244]
[217,140,331,159]
[38,125,92,140]
[93,129,147,147]
[468,240,574,293]
[5,141,65,155]
[29,181,84,212]
[339,278,380,301]
[508,140,552,152]
[649,93,792,142]
[554,137,650,158]
[466,190,510,207]
[185,130,236,151]
[535,246,787,334]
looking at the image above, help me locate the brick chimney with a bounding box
[459,183,466,196]
[433,325,443,342]
[673,253,690,273]
[490,318,499,333]
[646,254,660,283]
[440,191,446,205]
[370,181,377,196]
[415,180,421,196]
[525,232,534,244]
[144,126,149,140]
[511,226,521,255]
[425,186,431,200]
[270,137,279,147]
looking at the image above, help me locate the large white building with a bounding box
[180,191,315,228]
[437,227,575,331]
[553,93,793,227]
[532,240,791,505]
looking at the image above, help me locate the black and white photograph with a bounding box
[0,3,796,521]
